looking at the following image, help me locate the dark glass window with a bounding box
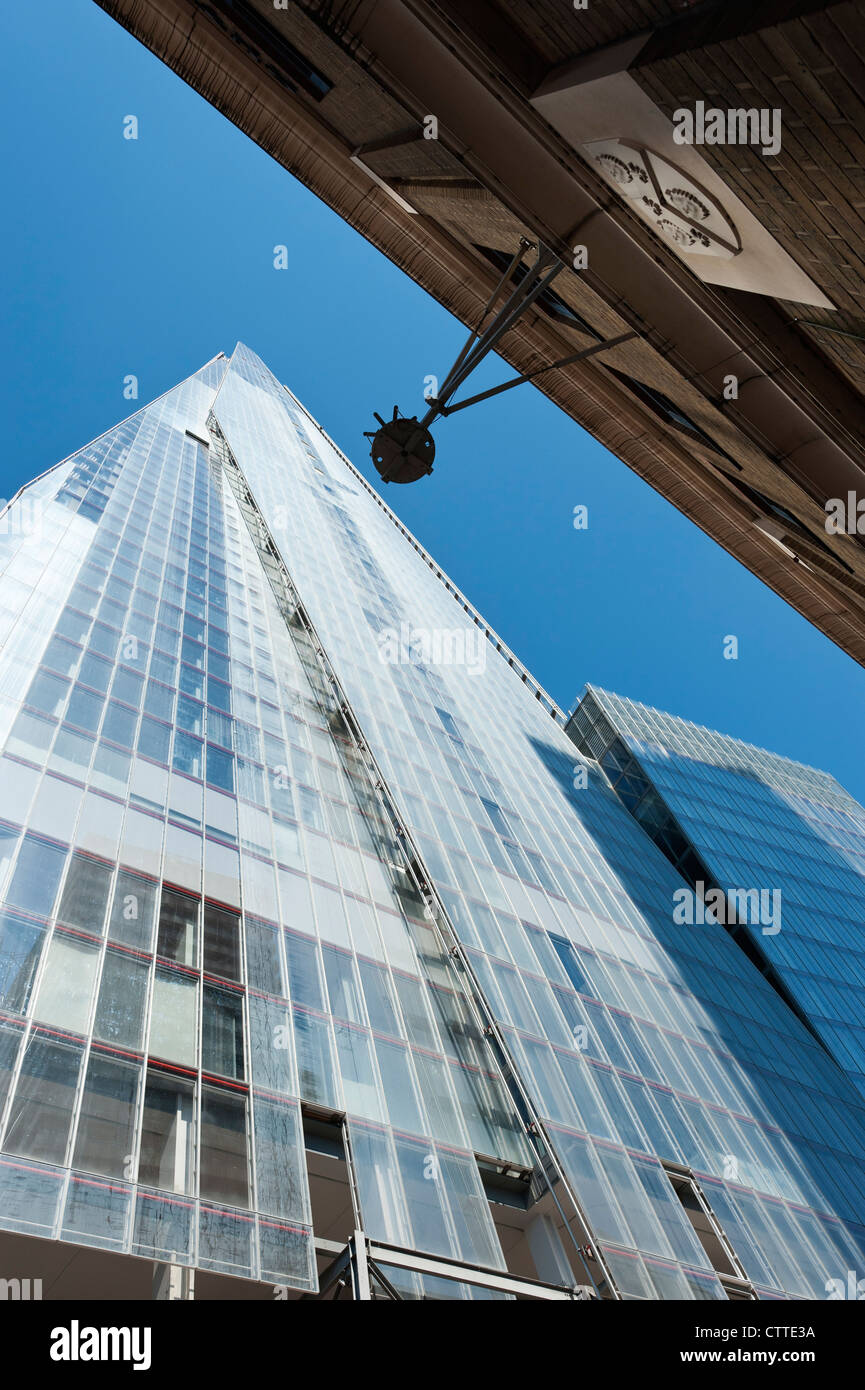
[66,685,104,733]
[6,835,66,917]
[207,678,231,714]
[199,1086,249,1207]
[144,681,174,722]
[177,695,204,736]
[93,949,149,1049]
[139,717,171,763]
[293,1007,337,1108]
[0,911,46,1013]
[111,669,144,707]
[359,961,401,1036]
[138,1070,195,1193]
[108,870,157,951]
[72,1054,141,1179]
[284,932,323,1010]
[206,746,235,794]
[102,701,136,748]
[57,853,112,934]
[203,904,241,982]
[245,917,283,995]
[25,670,69,718]
[434,706,462,740]
[549,934,589,994]
[178,664,205,700]
[322,946,363,1023]
[202,986,245,1080]
[173,732,203,779]
[3,1032,83,1164]
[156,888,199,967]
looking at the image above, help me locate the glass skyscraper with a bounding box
[567,687,865,1103]
[1,344,864,1301]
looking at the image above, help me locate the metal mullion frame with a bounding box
[205,758,260,1281]
[140,952,199,1269]
[0,1010,36,1158]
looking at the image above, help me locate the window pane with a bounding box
[93,949,150,1050]
[202,904,241,982]
[103,701,136,747]
[3,1032,83,1164]
[149,968,198,1068]
[0,1022,24,1117]
[29,932,99,1034]
[375,1038,425,1136]
[173,732,203,778]
[245,916,283,995]
[248,995,295,1094]
[284,931,323,1010]
[252,1094,307,1222]
[108,871,157,951]
[137,1071,194,1193]
[293,1006,337,1108]
[206,746,234,794]
[0,910,47,1013]
[359,961,401,1036]
[66,686,103,734]
[72,1054,142,1179]
[395,1134,452,1257]
[156,888,199,967]
[323,946,363,1023]
[56,853,112,934]
[199,1086,249,1207]
[202,985,245,1080]
[25,670,69,718]
[0,825,20,899]
[6,836,66,917]
[139,717,171,764]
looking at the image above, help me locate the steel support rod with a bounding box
[437,331,638,415]
[425,243,564,422]
[434,237,536,403]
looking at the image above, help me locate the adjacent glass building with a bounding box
[567,687,865,1102]
[1,344,864,1301]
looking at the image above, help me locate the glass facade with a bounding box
[568,686,865,1101]
[0,343,864,1300]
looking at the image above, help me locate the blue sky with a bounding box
[2,0,864,802]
